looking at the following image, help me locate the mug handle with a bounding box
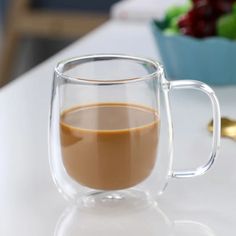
[167,80,221,178]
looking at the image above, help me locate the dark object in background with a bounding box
[0,0,7,24]
[31,0,118,11]
[13,37,72,79]
[0,0,119,87]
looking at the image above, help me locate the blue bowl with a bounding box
[151,20,236,85]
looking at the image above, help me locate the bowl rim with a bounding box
[151,20,236,44]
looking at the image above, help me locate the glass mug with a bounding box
[49,54,220,205]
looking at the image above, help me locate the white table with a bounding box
[1,20,236,235]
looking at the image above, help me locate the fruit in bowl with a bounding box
[151,0,236,85]
[162,0,236,39]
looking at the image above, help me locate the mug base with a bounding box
[78,189,155,211]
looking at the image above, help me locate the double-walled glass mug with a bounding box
[49,54,221,205]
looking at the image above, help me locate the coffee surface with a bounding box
[60,103,159,190]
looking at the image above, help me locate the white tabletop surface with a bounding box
[1,20,236,235]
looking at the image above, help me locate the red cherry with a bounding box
[214,0,234,15]
[178,15,191,28]
[194,19,216,37]
[179,26,195,36]
[193,3,214,19]
[192,0,200,4]
[188,9,197,21]
[193,0,211,7]
[192,0,208,6]
[178,10,195,28]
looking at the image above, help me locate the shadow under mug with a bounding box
[49,54,221,205]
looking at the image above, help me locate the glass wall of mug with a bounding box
[49,54,220,205]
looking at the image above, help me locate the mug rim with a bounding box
[54,54,162,85]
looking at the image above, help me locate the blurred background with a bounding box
[0,0,119,87]
[1,0,235,87]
